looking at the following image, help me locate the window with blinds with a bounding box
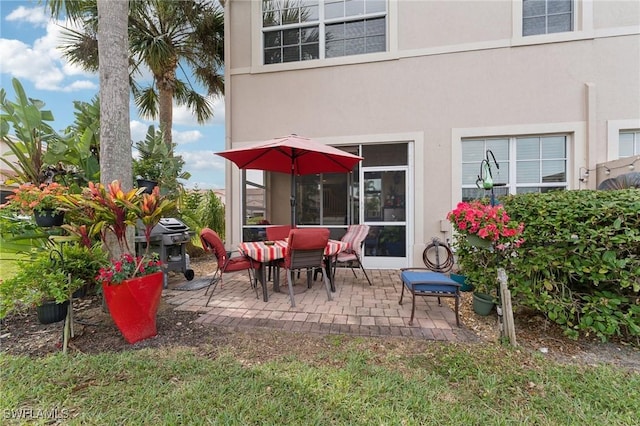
[461,135,568,201]
[523,0,573,36]
[262,0,387,65]
[619,130,640,158]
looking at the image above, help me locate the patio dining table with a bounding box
[238,239,349,302]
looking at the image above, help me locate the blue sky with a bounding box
[0,0,226,189]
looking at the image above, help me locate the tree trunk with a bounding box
[97,0,132,257]
[157,62,176,155]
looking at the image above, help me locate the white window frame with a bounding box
[522,0,574,37]
[261,0,387,65]
[451,122,585,208]
[460,135,569,200]
[606,119,640,160]
[512,0,593,46]
[618,130,640,158]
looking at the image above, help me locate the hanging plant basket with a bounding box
[36,300,69,324]
[34,209,64,227]
[136,179,158,195]
[466,234,492,249]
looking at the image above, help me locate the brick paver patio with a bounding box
[164,267,478,342]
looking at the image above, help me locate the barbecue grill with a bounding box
[135,218,195,288]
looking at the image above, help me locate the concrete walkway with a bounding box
[164,267,478,342]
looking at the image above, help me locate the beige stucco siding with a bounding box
[398,0,513,49]
[224,0,640,266]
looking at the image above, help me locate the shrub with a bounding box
[500,190,640,341]
[60,243,108,290]
[0,249,84,318]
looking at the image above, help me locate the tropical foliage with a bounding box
[179,189,226,245]
[133,125,190,196]
[59,181,176,257]
[0,78,65,185]
[54,0,224,151]
[45,97,101,187]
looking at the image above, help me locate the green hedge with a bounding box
[458,190,640,341]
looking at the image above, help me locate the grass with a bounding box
[0,252,24,279]
[1,341,639,425]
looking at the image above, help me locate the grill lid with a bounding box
[141,218,190,236]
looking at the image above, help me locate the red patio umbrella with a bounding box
[215,134,363,225]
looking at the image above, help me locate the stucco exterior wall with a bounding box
[223,0,640,266]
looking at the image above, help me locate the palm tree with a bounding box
[96,0,132,194]
[55,0,224,153]
[49,0,132,258]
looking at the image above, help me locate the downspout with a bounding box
[220,0,236,243]
[585,82,597,189]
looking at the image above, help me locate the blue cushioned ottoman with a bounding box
[399,269,461,326]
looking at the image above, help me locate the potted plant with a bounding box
[133,125,190,195]
[58,180,176,343]
[447,201,525,315]
[0,248,85,324]
[2,182,69,227]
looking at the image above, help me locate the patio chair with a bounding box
[265,225,292,281]
[200,228,259,307]
[265,225,292,241]
[331,224,373,286]
[282,228,333,307]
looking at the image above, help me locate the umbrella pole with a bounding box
[290,173,296,226]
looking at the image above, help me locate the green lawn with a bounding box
[1,341,638,425]
[0,252,24,279]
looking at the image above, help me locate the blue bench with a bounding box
[399,268,461,326]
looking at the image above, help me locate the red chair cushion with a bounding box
[287,228,329,250]
[200,228,227,264]
[266,225,292,241]
[284,228,330,269]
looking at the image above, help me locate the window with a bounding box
[461,135,568,201]
[523,0,573,36]
[263,0,386,65]
[619,130,640,158]
[242,171,268,241]
[297,145,360,226]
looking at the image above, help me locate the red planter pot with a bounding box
[102,272,163,344]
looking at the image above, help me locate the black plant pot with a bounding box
[136,179,158,194]
[72,283,89,299]
[36,300,69,324]
[34,209,64,227]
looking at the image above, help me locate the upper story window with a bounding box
[619,130,640,158]
[523,0,573,36]
[461,135,568,201]
[263,0,387,65]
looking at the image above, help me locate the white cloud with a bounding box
[1,6,97,92]
[177,150,225,173]
[6,6,49,27]
[173,95,225,126]
[173,130,203,145]
[131,121,205,147]
[130,120,151,144]
[64,80,97,91]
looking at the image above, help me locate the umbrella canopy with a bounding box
[216,134,363,225]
